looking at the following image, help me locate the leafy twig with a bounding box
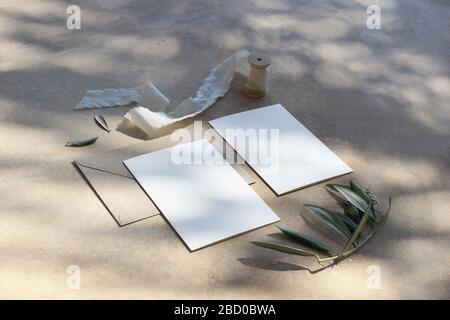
[252,181,391,267]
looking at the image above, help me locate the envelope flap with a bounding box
[75,163,160,226]
[74,126,255,227]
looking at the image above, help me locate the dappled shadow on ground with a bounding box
[0,0,449,299]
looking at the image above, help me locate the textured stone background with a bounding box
[0,0,449,298]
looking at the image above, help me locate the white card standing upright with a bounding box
[123,140,280,251]
[209,104,352,195]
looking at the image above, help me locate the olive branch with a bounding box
[252,181,391,267]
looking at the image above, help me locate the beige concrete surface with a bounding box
[0,0,449,299]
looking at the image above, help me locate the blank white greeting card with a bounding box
[209,104,352,195]
[123,140,280,251]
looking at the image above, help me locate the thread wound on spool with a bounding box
[242,53,271,98]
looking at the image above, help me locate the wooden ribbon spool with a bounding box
[242,53,271,98]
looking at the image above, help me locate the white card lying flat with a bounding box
[123,140,280,251]
[209,104,353,195]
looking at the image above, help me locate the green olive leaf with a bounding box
[333,211,359,232]
[339,200,373,257]
[348,181,384,222]
[325,184,350,204]
[277,226,335,256]
[251,242,321,264]
[344,204,361,223]
[65,136,98,147]
[303,205,351,240]
[334,185,376,221]
[94,115,110,133]
[334,185,368,212]
[350,180,372,203]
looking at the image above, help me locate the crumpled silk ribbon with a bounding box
[74,50,250,136]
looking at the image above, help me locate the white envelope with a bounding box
[74,127,254,226]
